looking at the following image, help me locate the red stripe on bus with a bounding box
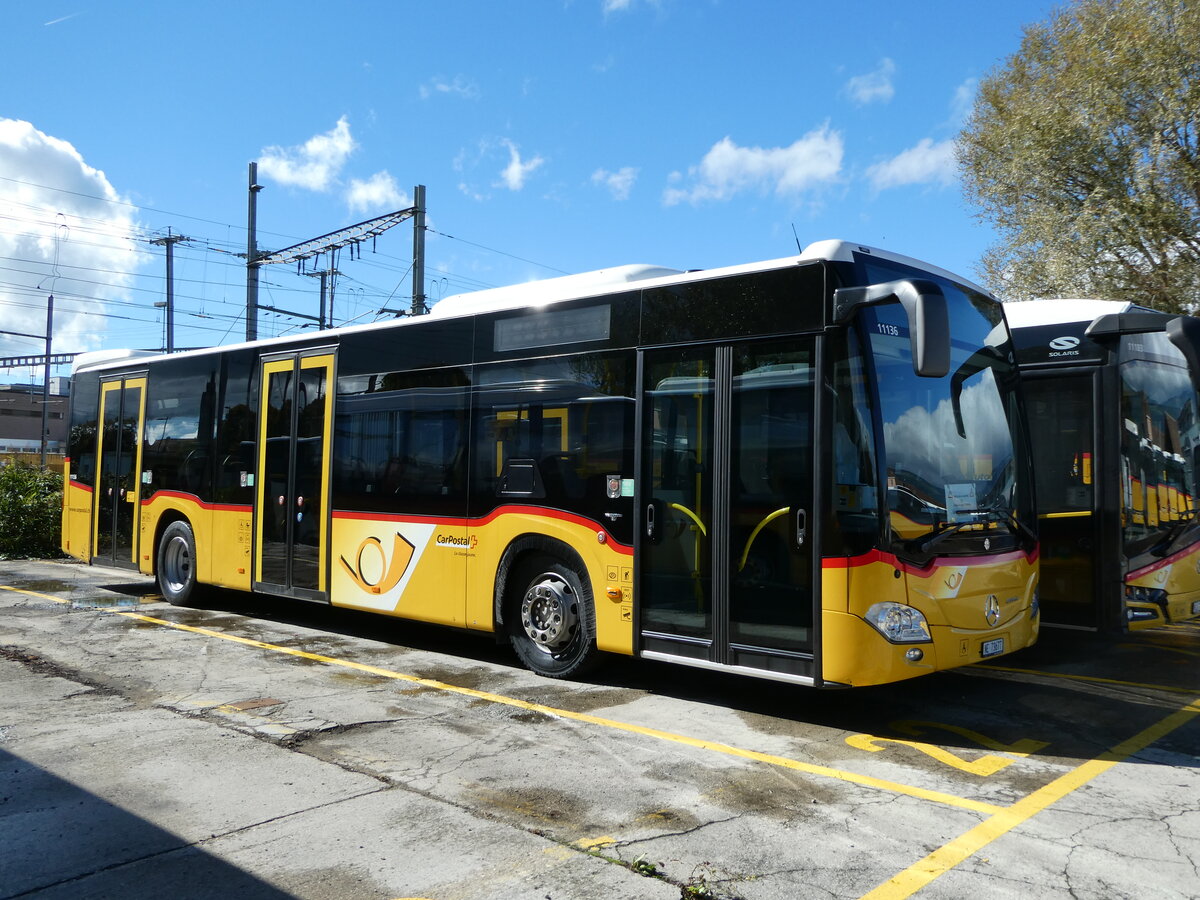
[333,509,466,525]
[139,490,251,514]
[332,505,634,555]
[1125,536,1200,581]
[822,545,1038,576]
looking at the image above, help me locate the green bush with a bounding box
[0,462,63,558]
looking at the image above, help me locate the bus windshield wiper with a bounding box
[908,504,1031,555]
[961,505,1038,545]
[908,517,981,554]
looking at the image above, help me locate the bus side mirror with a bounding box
[1166,316,1200,396]
[833,279,951,378]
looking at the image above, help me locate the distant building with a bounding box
[0,378,69,462]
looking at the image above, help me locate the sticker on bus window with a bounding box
[945,483,977,523]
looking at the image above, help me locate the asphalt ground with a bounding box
[1,557,1198,900]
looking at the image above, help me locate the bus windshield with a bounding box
[1118,332,1200,561]
[861,289,1030,555]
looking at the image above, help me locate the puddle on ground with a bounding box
[405,665,508,693]
[510,685,646,714]
[10,579,74,593]
[69,595,145,610]
[330,670,392,688]
[97,583,159,597]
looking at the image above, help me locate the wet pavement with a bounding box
[2,557,1198,899]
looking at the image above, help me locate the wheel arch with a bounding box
[150,508,193,576]
[493,533,594,631]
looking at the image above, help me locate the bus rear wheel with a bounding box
[157,520,201,606]
[508,558,599,679]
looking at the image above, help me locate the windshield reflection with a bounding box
[1119,334,1200,560]
[864,295,1026,551]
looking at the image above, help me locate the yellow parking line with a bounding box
[0,585,63,604]
[970,663,1199,696]
[2,582,1000,815]
[116,609,1004,814]
[859,695,1200,899]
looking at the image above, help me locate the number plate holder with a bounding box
[981,637,1005,658]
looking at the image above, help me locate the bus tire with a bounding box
[508,557,599,679]
[157,520,201,606]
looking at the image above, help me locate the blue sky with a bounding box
[0,0,1059,375]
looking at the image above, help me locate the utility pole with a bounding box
[245,162,263,342]
[303,267,340,329]
[411,184,427,316]
[40,294,53,468]
[245,169,424,328]
[150,228,188,352]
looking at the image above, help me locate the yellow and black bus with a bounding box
[62,240,1039,687]
[1007,299,1200,631]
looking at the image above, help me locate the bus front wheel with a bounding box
[157,520,200,606]
[508,558,599,679]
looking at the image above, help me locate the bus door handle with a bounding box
[796,508,807,548]
[646,502,656,540]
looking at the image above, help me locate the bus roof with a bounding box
[429,264,685,318]
[1003,299,1140,329]
[71,239,991,374]
[430,239,993,319]
[71,348,158,374]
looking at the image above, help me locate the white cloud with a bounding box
[419,75,480,101]
[844,58,896,106]
[496,140,544,191]
[258,116,357,191]
[346,171,409,214]
[0,118,148,356]
[455,138,546,199]
[602,0,664,14]
[662,129,843,206]
[950,78,978,124]
[592,166,638,200]
[866,138,957,190]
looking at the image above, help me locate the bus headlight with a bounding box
[864,602,932,643]
[1124,585,1168,621]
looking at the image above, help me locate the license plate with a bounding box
[1192,600,1200,616]
[981,638,1005,658]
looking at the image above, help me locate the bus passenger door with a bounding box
[254,351,335,602]
[638,340,818,681]
[1022,371,1103,627]
[93,375,147,569]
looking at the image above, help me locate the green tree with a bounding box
[957,0,1200,310]
[0,462,63,558]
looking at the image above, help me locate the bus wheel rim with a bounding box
[521,573,577,653]
[163,535,191,592]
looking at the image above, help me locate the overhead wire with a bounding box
[0,172,579,348]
